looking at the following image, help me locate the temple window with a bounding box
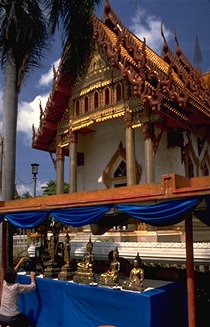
[116,84,122,102]
[94,92,99,109]
[102,143,141,188]
[84,96,89,113]
[112,159,127,188]
[105,88,110,106]
[114,183,127,187]
[76,100,80,116]
[114,160,126,178]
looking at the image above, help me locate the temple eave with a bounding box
[1,174,210,214]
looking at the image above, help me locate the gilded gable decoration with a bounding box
[32,0,210,156]
[93,3,210,135]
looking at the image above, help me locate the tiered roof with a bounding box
[32,0,210,152]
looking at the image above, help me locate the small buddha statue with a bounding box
[122,252,144,292]
[99,247,120,286]
[63,232,71,266]
[44,225,60,279]
[73,236,95,284]
[48,233,58,263]
[58,232,73,281]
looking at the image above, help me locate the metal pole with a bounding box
[33,176,37,197]
[185,214,197,327]
[1,220,7,290]
[32,174,37,232]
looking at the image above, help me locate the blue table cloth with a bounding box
[18,276,187,327]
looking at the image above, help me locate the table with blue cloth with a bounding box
[18,275,187,327]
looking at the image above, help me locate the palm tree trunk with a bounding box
[2,53,18,268]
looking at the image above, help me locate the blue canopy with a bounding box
[0,196,209,229]
[116,197,202,226]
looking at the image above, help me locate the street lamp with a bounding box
[31,163,39,197]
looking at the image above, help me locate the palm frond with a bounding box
[0,0,51,88]
[44,0,102,78]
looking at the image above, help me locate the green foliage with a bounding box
[0,1,50,266]
[43,0,102,78]
[0,1,50,89]
[41,180,69,196]
[15,191,33,199]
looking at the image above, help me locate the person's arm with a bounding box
[14,257,25,271]
[30,271,36,285]
[18,271,36,294]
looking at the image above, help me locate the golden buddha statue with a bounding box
[99,247,120,286]
[44,223,61,278]
[73,236,95,284]
[63,232,71,266]
[122,252,144,292]
[58,232,73,281]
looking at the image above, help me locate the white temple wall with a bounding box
[76,118,189,191]
[77,118,125,191]
[74,119,210,241]
[155,130,185,182]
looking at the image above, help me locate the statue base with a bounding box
[58,265,74,281]
[44,260,60,279]
[73,271,95,284]
[99,277,119,287]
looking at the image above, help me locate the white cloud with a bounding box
[17,93,49,144]
[130,8,172,54]
[38,58,60,87]
[17,58,61,144]
[16,179,46,197]
[16,183,32,196]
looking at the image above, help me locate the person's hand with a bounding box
[14,256,26,271]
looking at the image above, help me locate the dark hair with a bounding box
[5,268,17,283]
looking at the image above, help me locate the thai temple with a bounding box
[30,0,210,267]
[0,2,209,326]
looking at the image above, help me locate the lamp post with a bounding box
[31,163,39,197]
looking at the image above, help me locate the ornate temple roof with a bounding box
[32,0,210,152]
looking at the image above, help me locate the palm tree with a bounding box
[44,0,102,78]
[41,180,69,196]
[0,1,50,267]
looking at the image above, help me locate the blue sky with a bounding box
[0,0,210,196]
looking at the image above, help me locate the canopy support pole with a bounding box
[1,220,7,289]
[185,214,196,327]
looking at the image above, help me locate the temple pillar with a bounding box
[143,122,156,232]
[143,122,155,183]
[56,146,64,195]
[125,110,136,186]
[69,131,78,193]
